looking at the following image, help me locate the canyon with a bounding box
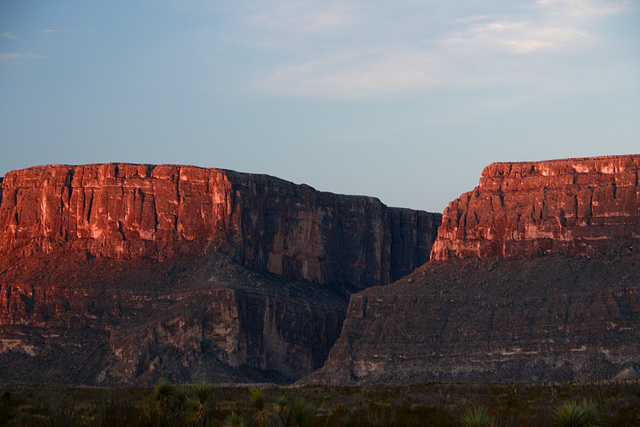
[0,163,440,384]
[2,155,640,386]
[310,155,640,384]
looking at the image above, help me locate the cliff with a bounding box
[1,163,440,287]
[306,255,640,384]
[431,155,640,260]
[0,163,441,384]
[309,154,640,385]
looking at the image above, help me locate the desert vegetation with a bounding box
[0,380,638,426]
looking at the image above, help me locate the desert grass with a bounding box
[0,380,638,426]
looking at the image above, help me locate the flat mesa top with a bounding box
[488,154,640,167]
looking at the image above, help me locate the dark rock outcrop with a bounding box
[0,163,441,384]
[309,155,640,385]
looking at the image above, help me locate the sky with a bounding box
[1,0,639,212]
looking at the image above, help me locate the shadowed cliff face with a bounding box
[431,155,640,260]
[306,255,640,385]
[309,155,640,385]
[0,163,440,384]
[0,250,349,384]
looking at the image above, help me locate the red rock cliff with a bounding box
[431,155,640,260]
[0,163,440,288]
[0,163,440,384]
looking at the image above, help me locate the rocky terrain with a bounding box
[432,155,640,260]
[3,155,640,386]
[0,163,441,384]
[309,155,640,384]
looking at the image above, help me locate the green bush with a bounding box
[189,382,215,426]
[460,405,493,427]
[290,398,315,427]
[227,411,245,427]
[552,400,599,427]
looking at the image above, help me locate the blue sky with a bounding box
[1,0,639,212]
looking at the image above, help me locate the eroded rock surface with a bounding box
[1,163,440,287]
[309,155,640,385]
[0,163,440,384]
[308,254,640,385]
[432,155,640,260]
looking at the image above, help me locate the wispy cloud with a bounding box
[534,0,633,17]
[0,53,45,63]
[247,1,357,36]
[38,29,82,34]
[1,31,18,40]
[256,49,452,99]
[444,21,592,53]
[239,0,632,99]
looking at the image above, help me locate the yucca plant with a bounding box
[290,398,314,427]
[189,382,215,426]
[249,387,268,427]
[274,396,289,425]
[552,400,599,427]
[151,380,188,425]
[460,405,493,427]
[153,381,175,411]
[226,411,245,427]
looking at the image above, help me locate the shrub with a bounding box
[290,398,315,427]
[460,405,493,427]
[552,400,599,427]
[189,382,215,426]
[249,387,265,412]
[153,381,176,410]
[150,380,188,425]
[249,387,268,427]
[227,411,245,427]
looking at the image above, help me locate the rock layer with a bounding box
[0,163,441,384]
[309,155,640,385]
[307,255,640,385]
[0,250,347,384]
[1,163,439,288]
[431,155,640,260]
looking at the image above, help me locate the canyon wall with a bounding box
[431,155,640,260]
[309,154,640,385]
[0,163,440,384]
[307,255,640,384]
[0,163,440,288]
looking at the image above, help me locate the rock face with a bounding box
[431,155,640,260]
[1,163,439,287]
[309,154,640,385]
[0,163,441,384]
[307,255,640,384]
[0,250,348,384]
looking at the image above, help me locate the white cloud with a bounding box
[535,0,633,17]
[0,53,44,62]
[247,1,357,36]
[1,31,17,40]
[38,29,81,34]
[453,15,493,25]
[245,0,631,99]
[444,21,592,53]
[256,49,452,99]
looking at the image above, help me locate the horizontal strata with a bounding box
[306,253,640,385]
[0,163,440,288]
[431,154,640,260]
[0,163,441,384]
[307,155,640,385]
